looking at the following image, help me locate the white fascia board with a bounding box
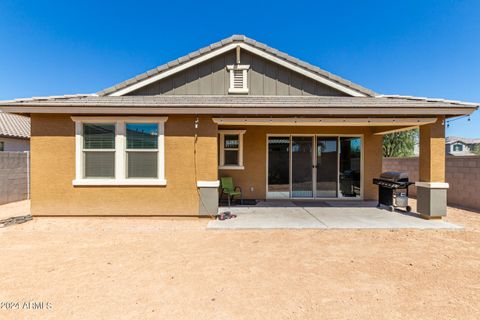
[1,106,475,116]
[108,42,366,97]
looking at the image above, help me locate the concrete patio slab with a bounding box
[207,201,462,230]
[208,205,326,229]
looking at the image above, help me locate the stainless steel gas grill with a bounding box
[373,172,414,212]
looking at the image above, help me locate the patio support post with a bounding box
[195,116,220,216]
[416,116,449,219]
[364,131,383,200]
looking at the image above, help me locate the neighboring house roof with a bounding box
[0,112,30,139]
[0,95,476,116]
[97,35,376,97]
[446,136,480,145]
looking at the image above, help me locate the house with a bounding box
[0,111,30,152]
[446,136,480,156]
[0,35,477,219]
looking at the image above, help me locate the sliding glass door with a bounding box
[291,136,314,198]
[267,137,290,199]
[339,137,362,198]
[316,137,338,198]
[267,135,361,199]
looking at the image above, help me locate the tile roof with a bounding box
[97,35,376,97]
[446,136,480,144]
[3,94,477,109]
[0,94,476,117]
[0,112,30,139]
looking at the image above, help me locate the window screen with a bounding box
[126,123,158,178]
[84,124,115,149]
[223,134,239,165]
[84,152,115,178]
[126,123,158,149]
[83,123,115,178]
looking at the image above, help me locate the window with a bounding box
[126,123,158,178]
[83,123,116,178]
[453,144,463,152]
[0,141,4,151]
[227,65,249,94]
[72,117,167,186]
[219,130,245,169]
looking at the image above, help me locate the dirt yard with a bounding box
[1,200,479,319]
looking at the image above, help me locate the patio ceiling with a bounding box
[213,117,437,135]
[212,117,437,126]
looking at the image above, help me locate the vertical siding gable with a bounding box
[128,50,348,96]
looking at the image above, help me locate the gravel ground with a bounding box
[0,200,479,319]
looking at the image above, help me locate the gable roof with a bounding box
[0,112,30,139]
[98,35,376,97]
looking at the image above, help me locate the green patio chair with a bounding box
[220,177,242,207]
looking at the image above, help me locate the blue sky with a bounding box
[0,0,479,137]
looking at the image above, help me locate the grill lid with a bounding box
[379,171,409,182]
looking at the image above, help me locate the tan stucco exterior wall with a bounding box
[30,114,217,216]
[218,126,383,201]
[419,116,446,182]
[30,115,385,216]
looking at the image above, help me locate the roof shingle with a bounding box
[3,94,477,109]
[0,112,30,139]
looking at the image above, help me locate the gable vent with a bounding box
[233,70,244,89]
[227,65,250,94]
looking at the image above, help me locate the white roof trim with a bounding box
[377,95,479,107]
[108,42,366,97]
[0,106,474,116]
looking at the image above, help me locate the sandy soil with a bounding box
[0,200,479,319]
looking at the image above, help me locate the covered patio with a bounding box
[208,200,460,229]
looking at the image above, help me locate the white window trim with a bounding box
[227,65,249,94]
[72,116,168,186]
[219,130,246,170]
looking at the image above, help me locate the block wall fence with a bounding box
[0,152,29,205]
[383,156,480,211]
